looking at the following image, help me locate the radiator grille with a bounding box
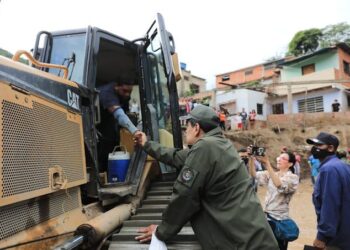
[0,187,80,241]
[1,100,84,198]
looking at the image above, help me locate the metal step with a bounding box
[149,185,173,191]
[123,220,190,228]
[109,180,200,249]
[147,190,173,196]
[136,204,168,213]
[123,220,163,227]
[118,226,195,235]
[130,213,162,220]
[113,227,196,241]
[142,198,171,205]
[151,181,174,187]
[109,242,202,250]
[99,185,133,197]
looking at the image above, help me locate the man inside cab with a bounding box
[97,81,139,171]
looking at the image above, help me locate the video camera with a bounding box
[249,145,265,156]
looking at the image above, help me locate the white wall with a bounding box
[269,88,344,114]
[216,89,268,120]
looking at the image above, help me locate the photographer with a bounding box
[249,149,299,250]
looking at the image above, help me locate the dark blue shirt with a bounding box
[98,82,121,109]
[313,155,350,249]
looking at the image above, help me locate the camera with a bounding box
[251,146,265,156]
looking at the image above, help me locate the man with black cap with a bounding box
[134,104,278,249]
[307,132,350,250]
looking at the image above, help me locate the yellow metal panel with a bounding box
[0,82,86,207]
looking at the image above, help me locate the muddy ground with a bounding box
[257,180,316,250]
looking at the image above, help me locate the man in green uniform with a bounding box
[135,105,278,250]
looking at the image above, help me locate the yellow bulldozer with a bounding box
[0,13,200,250]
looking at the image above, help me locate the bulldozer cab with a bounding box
[33,13,182,201]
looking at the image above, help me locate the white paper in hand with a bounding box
[149,232,167,250]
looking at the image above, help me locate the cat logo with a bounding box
[67,89,80,110]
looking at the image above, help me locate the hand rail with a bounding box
[12,50,69,79]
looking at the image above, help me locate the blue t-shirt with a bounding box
[308,155,320,177]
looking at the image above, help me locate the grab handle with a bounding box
[12,50,69,79]
[112,145,127,154]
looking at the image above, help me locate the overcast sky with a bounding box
[1,0,350,89]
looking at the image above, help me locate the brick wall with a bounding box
[216,64,277,88]
[337,48,350,80]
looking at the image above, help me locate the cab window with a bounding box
[48,33,86,84]
[146,31,172,131]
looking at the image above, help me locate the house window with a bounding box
[184,76,189,81]
[222,75,230,81]
[272,103,284,114]
[257,103,263,115]
[298,96,324,113]
[344,61,350,75]
[190,83,199,94]
[245,70,253,76]
[301,64,315,75]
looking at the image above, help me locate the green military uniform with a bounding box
[143,105,278,250]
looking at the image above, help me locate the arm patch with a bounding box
[177,167,199,188]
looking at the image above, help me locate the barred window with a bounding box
[257,103,263,115]
[272,103,284,114]
[298,96,324,113]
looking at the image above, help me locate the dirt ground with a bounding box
[257,177,317,250]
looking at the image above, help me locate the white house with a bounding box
[216,88,267,129]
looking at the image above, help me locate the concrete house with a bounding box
[176,63,206,98]
[267,43,350,115]
[216,88,267,129]
[215,58,285,89]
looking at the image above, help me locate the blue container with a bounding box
[108,146,130,183]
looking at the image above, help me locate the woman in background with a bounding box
[249,150,299,250]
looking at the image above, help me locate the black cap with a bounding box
[184,104,220,128]
[306,132,339,148]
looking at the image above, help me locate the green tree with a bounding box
[0,48,29,65]
[320,22,350,47]
[288,28,322,56]
[0,48,13,58]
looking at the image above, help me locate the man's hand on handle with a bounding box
[133,131,147,147]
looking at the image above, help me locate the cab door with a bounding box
[139,13,183,149]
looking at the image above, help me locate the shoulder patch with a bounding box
[177,167,199,188]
